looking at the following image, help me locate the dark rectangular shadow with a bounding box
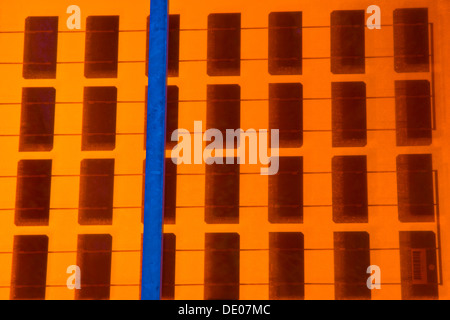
[207,13,241,76]
[10,235,48,300]
[23,17,58,79]
[19,87,56,151]
[76,234,112,300]
[269,83,303,148]
[82,87,117,151]
[78,159,115,225]
[269,12,302,75]
[15,160,52,226]
[397,154,434,222]
[395,80,432,146]
[269,157,303,223]
[330,10,365,74]
[85,16,119,78]
[332,156,368,223]
[204,233,240,300]
[269,232,304,300]
[332,82,367,147]
[205,158,239,224]
[334,232,371,300]
[394,8,429,73]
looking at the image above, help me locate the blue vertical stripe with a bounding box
[142,0,168,300]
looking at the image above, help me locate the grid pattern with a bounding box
[1,0,450,301]
[163,0,450,300]
[0,0,149,300]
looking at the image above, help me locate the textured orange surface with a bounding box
[1,0,450,300]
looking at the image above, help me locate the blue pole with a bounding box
[142,0,168,300]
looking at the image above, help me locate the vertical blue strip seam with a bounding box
[142,0,168,300]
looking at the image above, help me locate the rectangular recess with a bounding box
[207,13,241,76]
[207,84,240,134]
[332,156,368,223]
[166,86,179,149]
[168,15,180,77]
[399,231,438,300]
[19,87,56,151]
[84,16,119,78]
[82,87,117,151]
[393,8,429,73]
[15,160,52,226]
[78,159,115,225]
[164,158,177,224]
[162,233,176,300]
[23,17,58,79]
[268,12,302,75]
[269,83,303,148]
[330,10,365,74]
[269,232,304,300]
[396,154,434,222]
[204,233,240,300]
[269,157,303,223]
[205,158,239,224]
[395,80,432,146]
[334,232,371,300]
[76,234,112,300]
[332,82,367,147]
[10,235,48,300]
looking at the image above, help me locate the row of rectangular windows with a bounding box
[9,231,438,300]
[11,153,435,226]
[20,8,428,79]
[17,80,432,153]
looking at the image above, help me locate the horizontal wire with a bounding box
[0,53,433,65]
[0,22,431,34]
[0,95,432,106]
[0,170,435,179]
[0,247,439,255]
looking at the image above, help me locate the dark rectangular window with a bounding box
[15,160,52,226]
[395,80,432,146]
[79,159,115,225]
[162,233,176,300]
[82,87,117,151]
[85,16,119,78]
[399,231,438,300]
[10,235,48,300]
[168,15,180,77]
[268,12,302,75]
[205,158,239,224]
[207,13,241,76]
[23,17,58,79]
[166,86,179,149]
[332,156,368,223]
[397,154,434,222]
[207,85,240,134]
[164,158,177,224]
[334,232,371,300]
[269,83,303,148]
[204,233,239,300]
[330,10,365,74]
[19,87,56,151]
[76,234,112,300]
[393,8,429,73]
[269,232,304,300]
[269,157,303,223]
[332,82,367,147]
